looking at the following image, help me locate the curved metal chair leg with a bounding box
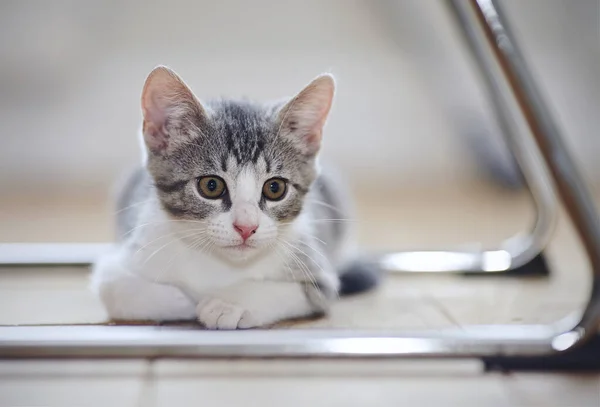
[447,0,600,349]
[376,0,559,277]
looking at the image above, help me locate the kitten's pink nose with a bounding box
[233,223,258,241]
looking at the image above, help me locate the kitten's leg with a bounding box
[196,280,334,330]
[91,250,196,321]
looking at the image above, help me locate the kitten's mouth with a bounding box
[225,243,255,251]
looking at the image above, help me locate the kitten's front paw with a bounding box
[196,297,260,330]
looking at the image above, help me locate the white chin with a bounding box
[219,243,260,260]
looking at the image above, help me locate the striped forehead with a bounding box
[214,101,270,166]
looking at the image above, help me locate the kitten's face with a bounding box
[140,67,334,263]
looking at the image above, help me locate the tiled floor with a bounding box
[1,182,599,405]
[0,360,598,407]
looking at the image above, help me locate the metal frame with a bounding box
[0,243,112,266]
[377,0,560,276]
[1,0,599,359]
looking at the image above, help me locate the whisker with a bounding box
[295,239,328,262]
[122,219,208,237]
[277,240,323,299]
[276,241,307,278]
[152,249,180,284]
[278,218,355,227]
[191,235,213,254]
[300,232,327,246]
[274,92,302,142]
[149,230,209,284]
[279,238,339,300]
[271,242,297,283]
[206,241,216,256]
[134,228,206,257]
[306,198,345,214]
[148,230,207,284]
[141,230,205,266]
[115,198,158,214]
[279,238,327,271]
[183,232,206,250]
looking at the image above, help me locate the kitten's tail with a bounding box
[338,259,383,296]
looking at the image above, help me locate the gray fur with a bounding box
[119,92,379,298]
[143,99,317,225]
[115,167,150,240]
[338,259,383,296]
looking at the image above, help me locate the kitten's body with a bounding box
[91,68,376,329]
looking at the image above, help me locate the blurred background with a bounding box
[0,0,598,244]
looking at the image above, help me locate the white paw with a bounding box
[196,297,260,330]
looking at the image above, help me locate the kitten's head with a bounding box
[140,66,334,263]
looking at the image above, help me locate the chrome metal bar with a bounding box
[0,325,558,358]
[450,0,600,343]
[0,243,112,266]
[0,0,597,359]
[378,0,559,275]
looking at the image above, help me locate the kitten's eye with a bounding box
[262,178,287,201]
[197,176,226,199]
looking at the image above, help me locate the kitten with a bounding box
[91,66,378,329]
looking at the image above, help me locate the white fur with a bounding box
[137,126,148,165]
[91,166,325,328]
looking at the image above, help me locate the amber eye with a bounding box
[197,176,227,199]
[262,178,287,201]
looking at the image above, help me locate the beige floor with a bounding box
[1,182,599,406]
[0,360,598,407]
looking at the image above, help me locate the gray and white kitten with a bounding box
[91,66,378,329]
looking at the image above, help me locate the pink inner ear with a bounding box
[303,129,323,155]
[142,92,171,153]
[142,89,168,128]
[283,103,329,155]
[280,75,334,155]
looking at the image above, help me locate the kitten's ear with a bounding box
[277,74,335,156]
[141,66,207,154]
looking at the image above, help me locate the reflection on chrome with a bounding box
[380,250,512,273]
[321,338,439,355]
[481,250,512,272]
[551,331,582,352]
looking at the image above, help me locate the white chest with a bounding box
[130,228,285,301]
